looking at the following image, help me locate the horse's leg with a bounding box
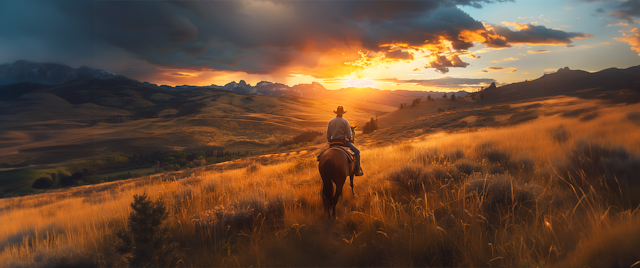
[350,175,355,196]
[332,182,344,218]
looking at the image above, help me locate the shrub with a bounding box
[507,111,538,125]
[463,174,542,223]
[279,130,323,147]
[410,98,421,108]
[425,166,463,182]
[417,148,463,165]
[506,156,535,174]
[455,160,483,175]
[437,108,445,113]
[246,163,261,173]
[450,94,456,101]
[561,108,593,118]
[477,143,511,165]
[579,112,599,121]
[202,178,218,193]
[550,125,571,143]
[555,217,640,268]
[173,186,194,209]
[557,141,640,207]
[192,194,286,231]
[31,177,53,189]
[363,118,379,134]
[627,111,640,124]
[6,245,98,268]
[387,165,426,194]
[562,141,640,187]
[116,193,177,268]
[59,174,74,186]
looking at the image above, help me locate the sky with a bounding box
[1,0,639,92]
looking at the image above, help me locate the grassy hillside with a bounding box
[2,101,640,267]
[0,85,393,166]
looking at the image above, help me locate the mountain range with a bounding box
[0,60,122,86]
[0,60,465,104]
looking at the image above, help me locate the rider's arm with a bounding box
[344,118,352,142]
[326,119,332,141]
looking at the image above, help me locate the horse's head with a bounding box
[350,125,357,143]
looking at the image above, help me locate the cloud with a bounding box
[607,22,630,26]
[482,23,593,47]
[426,54,470,74]
[528,49,550,53]
[385,50,414,60]
[508,69,518,73]
[376,76,495,88]
[609,0,640,23]
[1,0,593,84]
[488,67,506,70]
[615,27,640,56]
[413,68,422,71]
[491,57,518,63]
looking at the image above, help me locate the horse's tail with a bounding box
[321,160,334,212]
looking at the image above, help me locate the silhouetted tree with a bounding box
[117,193,177,268]
[451,94,456,101]
[427,95,432,101]
[363,117,379,134]
[442,93,448,99]
[31,177,53,189]
[410,98,421,108]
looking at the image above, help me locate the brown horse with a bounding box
[318,126,357,218]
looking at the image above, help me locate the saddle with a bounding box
[317,142,356,162]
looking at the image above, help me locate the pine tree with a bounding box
[117,193,177,267]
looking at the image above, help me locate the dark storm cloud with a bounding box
[1,0,593,81]
[484,23,593,47]
[609,0,640,23]
[376,77,496,87]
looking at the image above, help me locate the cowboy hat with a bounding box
[333,106,347,114]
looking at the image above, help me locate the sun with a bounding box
[344,78,376,88]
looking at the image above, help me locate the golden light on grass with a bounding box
[2,101,640,267]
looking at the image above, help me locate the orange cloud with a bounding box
[501,21,528,30]
[615,28,640,56]
[508,69,518,73]
[607,22,630,27]
[491,57,518,63]
[528,50,550,54]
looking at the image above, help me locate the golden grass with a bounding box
[2,102,640,267]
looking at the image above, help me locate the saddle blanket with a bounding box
[317,146,356,162]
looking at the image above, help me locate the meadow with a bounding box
[2,102,640,267]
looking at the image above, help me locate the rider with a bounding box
[326,106,363,176]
